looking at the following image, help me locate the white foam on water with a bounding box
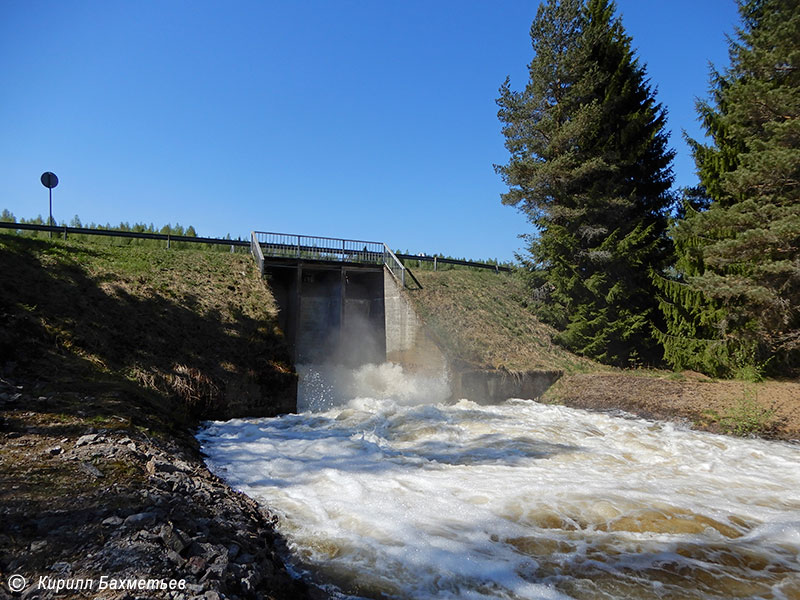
[198,365,800,599]
[296,362,451,412]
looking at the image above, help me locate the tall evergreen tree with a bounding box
[657,0,800,377]
[497,0,675,366]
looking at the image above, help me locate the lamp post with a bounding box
[40,172,59,238]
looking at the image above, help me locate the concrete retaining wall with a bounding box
[450,368,563,404]
[383,270,448,373]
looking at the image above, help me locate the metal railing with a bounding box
[252,231,384,265]
[0,221,249,249]
[249,230,513,286]
[382,245,406,287]
[395,253,512,273]
[251,230,410,286]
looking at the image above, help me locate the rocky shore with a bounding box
[0,378,316,600]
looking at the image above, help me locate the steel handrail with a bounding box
[250,231,266,274]
[382,244,406,287]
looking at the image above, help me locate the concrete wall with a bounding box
[266,263,386,366]
[450,368,563,404]
[383,270,561,402]
[383,269,448,373]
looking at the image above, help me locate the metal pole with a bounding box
[48,188,53,239]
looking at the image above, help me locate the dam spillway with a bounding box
[265,263,388,366]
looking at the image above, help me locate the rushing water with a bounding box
[198,363,800,600]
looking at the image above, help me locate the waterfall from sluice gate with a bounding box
[198,363,800,600]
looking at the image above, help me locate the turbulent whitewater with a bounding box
[198,363,800,599]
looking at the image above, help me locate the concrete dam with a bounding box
[250,231,561,405]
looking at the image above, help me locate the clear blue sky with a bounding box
[1,1,739,262]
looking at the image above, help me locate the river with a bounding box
[197,363,800,599]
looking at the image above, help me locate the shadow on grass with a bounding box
[0,235,296,435]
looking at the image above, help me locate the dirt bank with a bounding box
[0,377,316,600]
[0,236,315,599]
[544,372,800,442]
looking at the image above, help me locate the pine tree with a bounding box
[659,0,800,377]
[497,0,675,366]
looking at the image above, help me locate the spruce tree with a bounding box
[497,0,675,366]
[658,0,800,377]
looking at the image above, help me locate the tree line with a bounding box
[1,210,199,238]
[498,0,798,379]
[0,210,245,250]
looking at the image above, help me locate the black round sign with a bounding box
[41,172,59,189]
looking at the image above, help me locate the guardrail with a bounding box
[395,253,511,273]
[0,221,249,248]
[1,222,512,284]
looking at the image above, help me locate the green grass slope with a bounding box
[405,269,599,373]
[0,235,295,431]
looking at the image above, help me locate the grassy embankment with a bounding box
[405,268,800,441]
[0,234,294,527]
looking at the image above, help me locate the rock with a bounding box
[79,461,104,478]
[102,516,123,527]
[159,523,188,554]
[235,553,255,565]
[47,446,63,455]
[200,561,225,582]
[226,543,240,561]
[147,457,176,475]
[203,592,221,600]
[186,555,207,576]
[50,561,71,573]
[89,445,118,459]
[167,549,185,566]
[134,529,160,542]
[30,540,47,552]
[241,571,261,594]
[147,457,192,475]
[76,434,99,447]
[188,541,216,562]
[123,512,158,527]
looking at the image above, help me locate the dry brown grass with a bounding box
[405,269,600,373]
